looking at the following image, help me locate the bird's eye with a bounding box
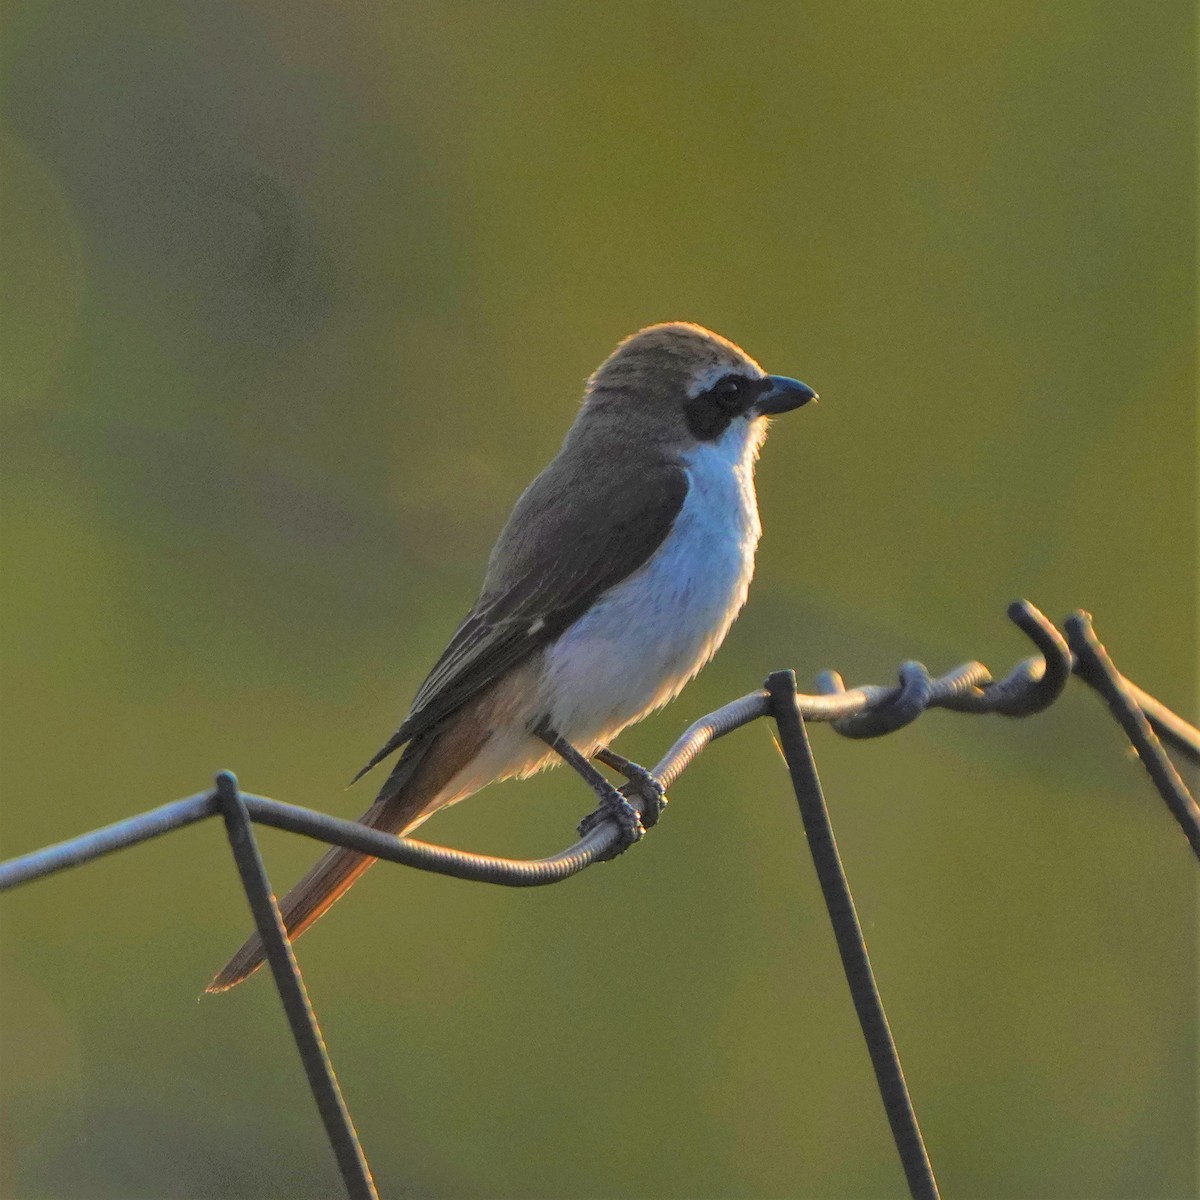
[711,376,745,412]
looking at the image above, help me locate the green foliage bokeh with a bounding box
[0,3,1194,1197]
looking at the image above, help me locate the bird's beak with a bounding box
[755,375,818,415]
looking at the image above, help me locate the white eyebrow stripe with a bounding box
[528,617,546,634]
[685,359,766,399]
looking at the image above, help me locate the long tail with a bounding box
[206,739,436,993]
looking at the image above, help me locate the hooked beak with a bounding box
[755,375,818,415]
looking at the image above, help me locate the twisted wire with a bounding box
[0,600,1193,897]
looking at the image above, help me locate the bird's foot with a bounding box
[618,767,668,829]
[593,748,668,828]
[577,787,645,855]
[531,722,652,858]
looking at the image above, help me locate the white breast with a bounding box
[540,417,765,751]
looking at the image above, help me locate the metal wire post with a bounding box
[766,671,939,1200]
[1065,613,1200,860]
[216,772,379,1200]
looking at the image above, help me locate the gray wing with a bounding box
[351,458,688,783]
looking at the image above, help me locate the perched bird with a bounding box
[208,322,816,992]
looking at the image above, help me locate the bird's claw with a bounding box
[577,790,644,856]
[619,771,667,828]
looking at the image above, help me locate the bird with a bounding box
[207,322,816,992]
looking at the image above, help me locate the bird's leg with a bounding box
[533,720,644,853]
[593,746,668,828]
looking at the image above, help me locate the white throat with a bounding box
[683,413,767,524]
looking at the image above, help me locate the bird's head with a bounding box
[579,322,816,455]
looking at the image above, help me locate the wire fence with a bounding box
[1,600,1196,1199]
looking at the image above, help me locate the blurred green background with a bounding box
[0,2,1194,1197]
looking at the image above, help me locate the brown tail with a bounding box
[206,740,437,993]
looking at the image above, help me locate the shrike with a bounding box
[209,322,815,991]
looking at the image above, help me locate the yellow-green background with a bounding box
[0,3,1194,1197]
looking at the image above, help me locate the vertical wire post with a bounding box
[1064,613,1200,860]
[215,772,379,1200]
[766,672,939,1200]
